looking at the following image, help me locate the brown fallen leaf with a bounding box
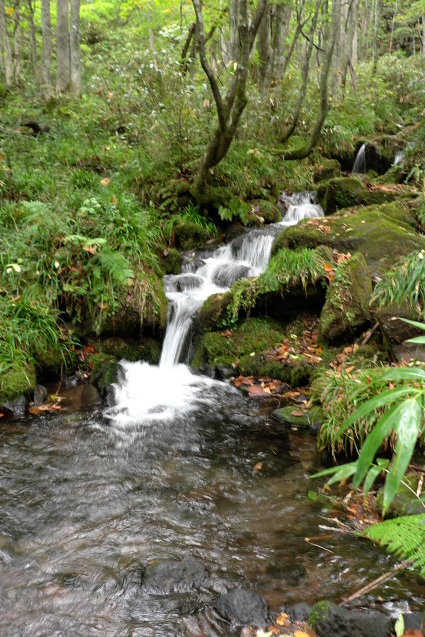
[291,409,305,417]
[29,404,63,415]
[100,177,111,186]
[253,462,263,473]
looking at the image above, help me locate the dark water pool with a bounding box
[0,382,423,637]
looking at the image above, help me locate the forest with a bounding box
[1,0,425,635]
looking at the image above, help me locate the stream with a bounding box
[0,193,423,636]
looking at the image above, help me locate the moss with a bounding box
[309,601,333,629]
[159,248,182,275]
[318,253,372,344]
[280,203,424,276]
[175,221,209,251]
[317,176,401,214]
[100,337,161,364]
[33,347,63,377]
[272,405,324,432]
[197,292,232,332]
[0,362,37,403]
[90,353,119,398]
[313,158,341,184]
[249,199,282,223]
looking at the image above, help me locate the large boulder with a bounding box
[277,203,424,277]
[316,176,404,214]
[214,589,269,627]
[0,362,36,416]
[375,304,425,363]
[309,601,391,637]
[313,159,342,184]
[318,253,372,343]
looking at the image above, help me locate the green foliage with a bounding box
[362,514,425,576]
[373,249,425,314]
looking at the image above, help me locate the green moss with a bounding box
[175,221,209,251]
[0,362,37,403]
[309,601,333,629]
[90,353,119,398]
[318,253,372,344]
[249,199,282,223]
[281,203,424,275]
[197,292,232,332]
[159,248,182,275]
[33,347,63,377]
[317,176,401,214]
[313,158,342,184]
[100,337,161,364]
[273,405,324,431]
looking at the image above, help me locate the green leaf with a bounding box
[405,335,425,344]
[394,613,405,637]
[363,460,389,497]
[380,367,425,381]
[383,398,423,513]
[311,461,357,484]
[338,387,417,438]
[353,404,403,488]
[400,318,425,331]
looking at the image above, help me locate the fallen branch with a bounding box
[340,559,412,605]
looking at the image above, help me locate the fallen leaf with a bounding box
[291,410,305,417]
[275,613,289,626]
[253,462,263,473]
[294,632,312,637]
[220,329,232,339]
[100,177,110,186]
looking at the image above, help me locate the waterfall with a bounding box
[108,192,325,423]
[352,143,367,174]
[393,142,415,166]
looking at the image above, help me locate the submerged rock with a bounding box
[272,405,324,433]
[214,588,269,627]
[141,558,207,594]
[286,602,313,622]
[309,600,391,637]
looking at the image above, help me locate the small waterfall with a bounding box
[393,142,415,166]
[108,191,325,422]
[352,143,367,174]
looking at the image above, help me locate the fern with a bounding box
[362,514,425,577]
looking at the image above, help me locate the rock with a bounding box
[2,394,29,418]
[272,405,324,433]
[100,336,161,364]
[141,558,207,594]
[313,159,342,183]
[278,203,424,277]
[287,602,313,622]
[214,589,269,627]
[309,600,391,637]
[317,176,400,214]
[33,384,48,406]
[175,221,210,251]
[318,253,372,344]
[376,305,425,364]
[402,612,425,633]
[376,474,425,518]
[90,354,120,403]
[159,247,182,275]
[0,362,36,414]
[249,199,282,224]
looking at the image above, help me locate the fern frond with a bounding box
[362,514,425,577]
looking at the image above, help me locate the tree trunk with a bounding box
[26,0,39,88]
[280,0,321,144]
[273,3,291,81]
[372,0,380,74]
[0,0,13,86]
[13,0,20,86]
[56,0,70,94]
[41,0,54,98]
[70,0,81,96]
[190,0,268,198]
[283,0,339,160]
[256,4,271,94]
[229,0,238,62]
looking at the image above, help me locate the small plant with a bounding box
[373,249,425,313]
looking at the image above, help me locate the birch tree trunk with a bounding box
[229,0,238,62]
[56,0,70,93]
[70,0,81,96]
[13,0,20,86]
[0,0,13,86]
[41,0,54,98]
[26,0,39,88]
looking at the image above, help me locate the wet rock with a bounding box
[376,305,425,364]
[402,612,425,632]
[141,558,207,594]
[318,253,372,344]
[90,354,120,403]
[287,602,312,622]
[272,406,324,433]
[214,588,269,627]
[2,394,29,418]
[33,384,48,406]
[309,600,391,637]
[376,474,425,518]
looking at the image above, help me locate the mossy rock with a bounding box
[33,347,63,378]
[0,362,37,405]
[197,292,233,332]
[279,203,424,276]
[375,474,425,518]
[313,158,341,184]
[316,176,401,214]
[100,337,161,364]
[249,199,282,224]
[175,221,210,251]
[318,253,372,344]
[90,353,120,401]
[159,248,182,275]
[272,405,324,433]
[309,600,391,637]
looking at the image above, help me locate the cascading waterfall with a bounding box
[109,192,324,423]
[352,143,367,174]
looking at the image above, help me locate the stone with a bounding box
[313,159,342,183]
[318,253,372,344]
[402,612,425,632]
[2,395,29,418]
[309,601,391,637]
[287,602,313,622]
[316,176,400,214]
[33,384,48,406]
[214,588,269,627]
[141,558,207,594]
[272,405,324,433]
[0,362,36,410]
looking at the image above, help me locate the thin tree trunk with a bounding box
[56,0,70,93]
[229,0,238,61]
[26,0,39,88]
[41,0,53,98]
[70,0,81,96]
[13,0,20,86]
[0,0,13,86]
[372,0,381,74]
[256,4,271,94]
[281,0,321,143]
[273,3,292,81]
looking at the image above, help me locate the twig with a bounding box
[361,322,379,345]
[340,559,412,605]
[305,540,334,553]
[417,474,423,498]
[318,525,354,535]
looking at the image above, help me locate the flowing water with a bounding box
[352,143,367,174]
[0,194,422,636]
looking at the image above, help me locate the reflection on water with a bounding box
[0,383,422,637]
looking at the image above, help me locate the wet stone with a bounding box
[309,601,391,637]
[214,588,269,627]
[286,602,312,622]
[141,558,207,594]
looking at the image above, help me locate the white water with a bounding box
[352,143,367,174]
[393,142,415,166]
[108,192,324,423]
